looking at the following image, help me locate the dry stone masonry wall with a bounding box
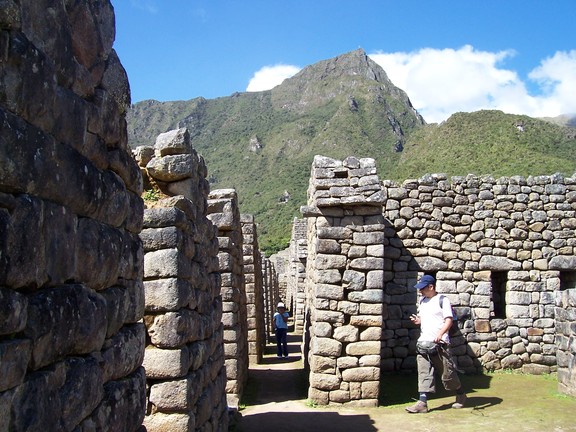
[287,218,308,333]
[270,250,290,308]
[241,214,266,364]
[0,1,146,430]
[136,129,228,431]
[301,155,386,406]
[556,280,576,396]
[207,189,248,408]
[380,173,576,376]
[262,258,280,341]
[293,157,576,400]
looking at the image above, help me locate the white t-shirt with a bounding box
[418,294,453,343]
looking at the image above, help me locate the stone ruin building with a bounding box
[135,128,229,431]
[2,0,575,430]
[285,155,576,405]
[300,156,386,405]
[241,214,266,365]
[207,188,248,409]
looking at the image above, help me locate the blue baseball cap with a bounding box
[414,275,435,290]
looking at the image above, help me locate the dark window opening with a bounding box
[560,271,576,291]
[491,271,507,319]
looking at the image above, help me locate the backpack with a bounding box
[439,295,459,335]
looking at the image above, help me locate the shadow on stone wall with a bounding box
[381,217,482,375]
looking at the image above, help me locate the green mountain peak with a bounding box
[127,51,576,253]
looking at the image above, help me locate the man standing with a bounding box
[273,302,289,358]
[406,274,467,413]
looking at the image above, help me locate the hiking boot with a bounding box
[452,393,467,409]
[405,400,428,413]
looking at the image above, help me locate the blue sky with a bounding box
[112,0,576,123]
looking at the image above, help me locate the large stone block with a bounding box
[143,345,191,379]
[341,367,380,382]
[143,206,188,230]
[310,355,337,373]
[342,270,365,291]
[144,412,195,432]
[43,200,78,285]
[350,315,383,327]
[125,279,146,324]
[348,289,384,303]
[316,269,342,284]
[4,195,47,288]
[309,372,340,391]
[144,278,193,312]
[83,368,147,432]
[316,239,341,254]
[148,309,201,348]
[10,355,112,431]
[0,109,132,229]
[23,285,107,370]
[75,218,126,289]
[100,323,146,382]
[154,128,191,156]
[333,325,359,342]
[317,226,353,240]
[100,285,130,338]
[144,248,192,279]
[315,253,347,270]
[315,283,345,300]
[346,341,381,356]
[146,154,197,182]
[140,226,181,252]
[349,257,383,271]
[361,381,380,398]
[353,232,384,245]
[149,375,198,411]
[329,389,351,403]
[314,310,344,324]
[59,357,106,431]
[312,337,342,357]
[479,255,521,271]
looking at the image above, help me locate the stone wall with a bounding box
[270,250,290,308]
[380,173,576,375]
[262,257,280,341]
[242,214,266,364]
[556,277,576,396]
[0,1,146,430]
[207,189,248,408]
[301,155,385,406]
[288,218,308,333]
[136,130,228,431]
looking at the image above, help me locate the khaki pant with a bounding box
[417,344,461,393]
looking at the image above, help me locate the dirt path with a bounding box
[234,332,576,432]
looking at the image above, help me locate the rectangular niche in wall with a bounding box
[491,271,507,319]
[560,271,576,291]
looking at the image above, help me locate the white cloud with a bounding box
[369,46,576,123]
[246,65,301,92]
[528,50,576,117]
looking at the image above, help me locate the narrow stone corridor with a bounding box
[234,329,379,432]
